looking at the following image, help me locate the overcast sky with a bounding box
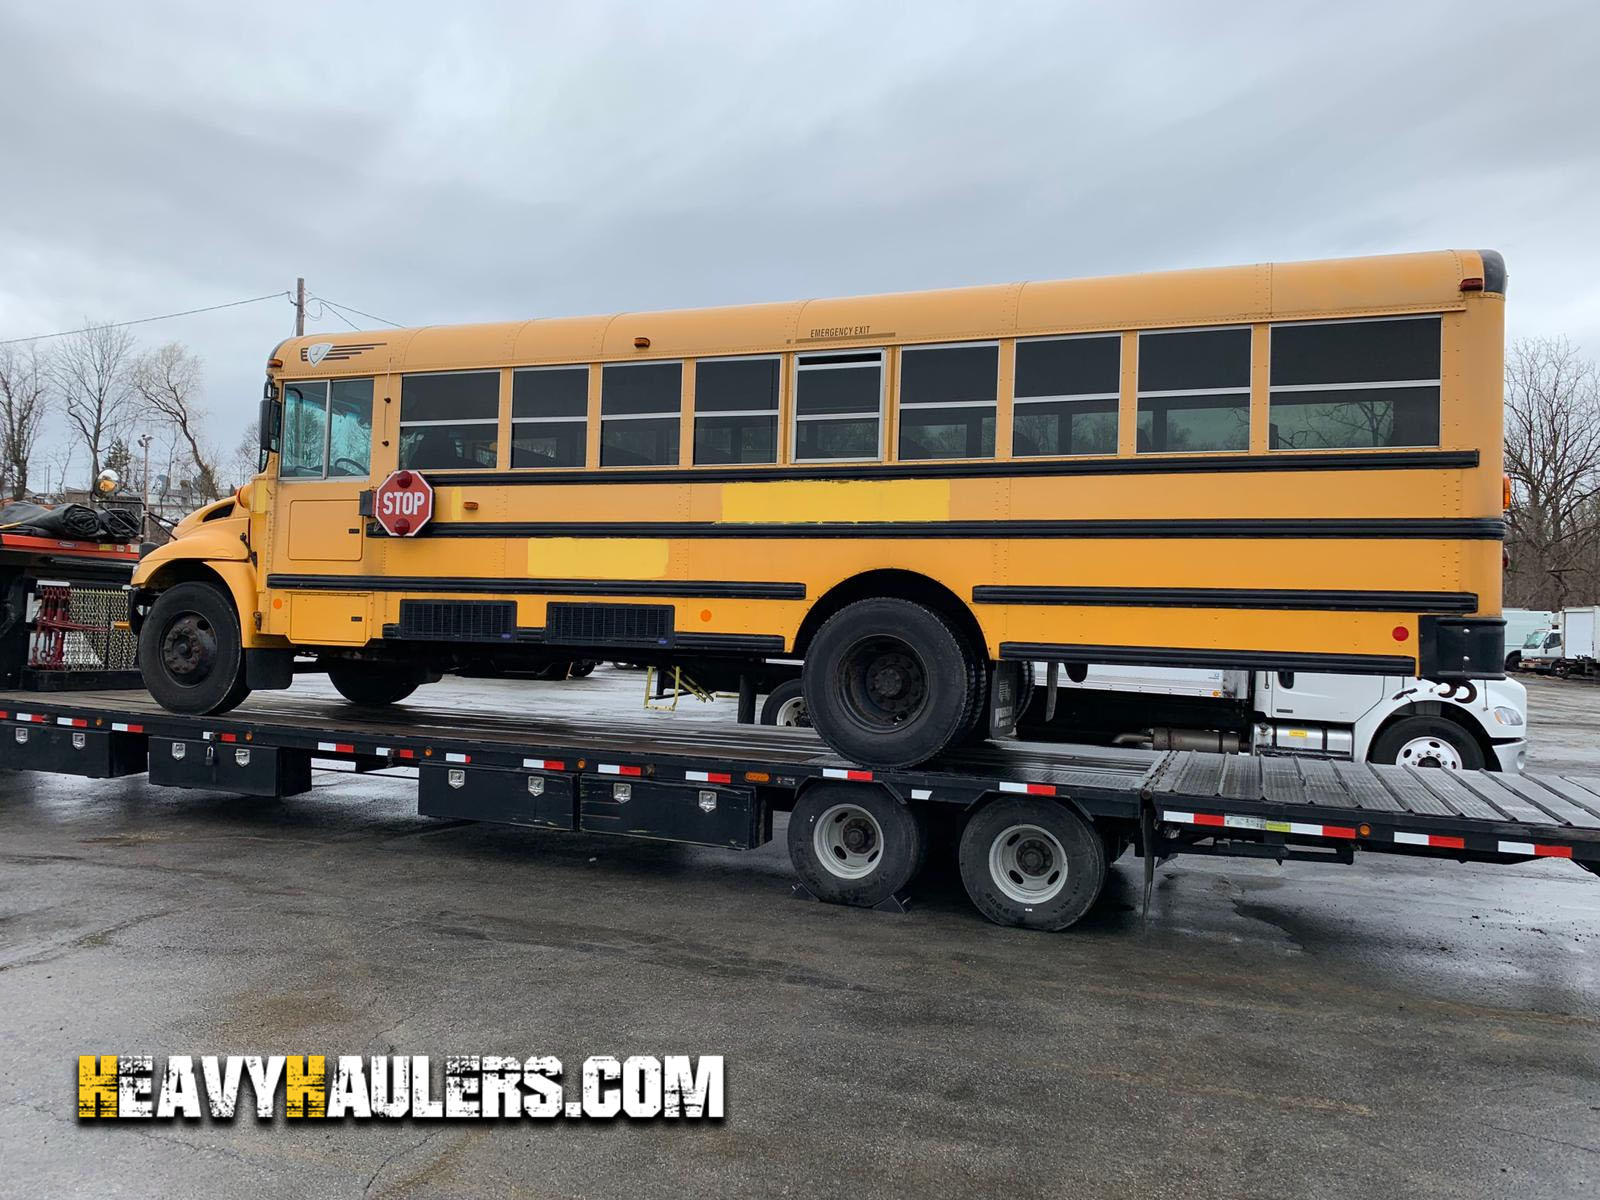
[2,0,1597,469]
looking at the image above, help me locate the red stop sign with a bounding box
[373,469,434,537]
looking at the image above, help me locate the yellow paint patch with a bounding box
[721,478,951,524]
[529,538,669,579]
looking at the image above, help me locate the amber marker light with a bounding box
[1459,276,1484,291]
[634,336,651,349]
[745,771,770,783]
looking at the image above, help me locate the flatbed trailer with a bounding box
[1,687,1596,930]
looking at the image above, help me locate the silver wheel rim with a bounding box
[1395,736,1463,770]
[813,803,884,880]
[774,696,808,726]
[989,823,1069,905]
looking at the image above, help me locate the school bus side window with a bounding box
[1136,327,1251,453]
[400,371,499,470]
[280,378,373,479]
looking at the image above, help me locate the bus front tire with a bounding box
[958,799,1107,931]
[802,598,978,769]
[787,783,926,908]
[138,581,250,715]
[327,661,422,707]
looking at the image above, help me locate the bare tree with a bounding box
[1503,336,1600,609]
[0,344,52,500]
[133,342,224,501]
[51,322,137,486]
[227,419,261,490]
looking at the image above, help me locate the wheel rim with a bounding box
[988,823,1069,904]
[1394,736,1463,770]
[774,696,809,726]
[813,803,885,880]
[159,612,217,687]
[837,634,929,731]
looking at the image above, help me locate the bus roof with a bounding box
[274,249,1500,377]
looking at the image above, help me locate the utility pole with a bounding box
[294,277,306,336]
[138,433,153,543]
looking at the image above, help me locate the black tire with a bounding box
[327,661,421,707]
[138,581,249,715]
[1369,716,1484,770]
[1504,651,1521,672]
[759,679,809,726]
[958,798,1107,931]
[1552,659,1571,680]
[802,598,979,769]
[787,783,926,907]
[569,659,597,678]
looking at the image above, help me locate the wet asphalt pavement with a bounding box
[1,670,1596,1198]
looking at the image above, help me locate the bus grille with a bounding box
[545,602,674,648]
[398,600,517,642]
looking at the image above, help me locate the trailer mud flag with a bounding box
[78,1055,723,1121]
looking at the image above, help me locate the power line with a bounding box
[0,291,291,346]
[312,301,364,333]
[314,295,403,328]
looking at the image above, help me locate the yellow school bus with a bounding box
[131,249,1508,768]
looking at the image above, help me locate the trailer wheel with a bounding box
[788,783,926,907]
[759,679,809,726]
[1370,716,1484,770]
[958,799,1107,931]
[802,598,977,768]
[327,661,421,706]
[138,581,249,715]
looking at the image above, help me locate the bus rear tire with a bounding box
[802,598,978,769]
[787,783,926,908]
[138,581,250,715]
[327,660,422,707]
[958,799,1107,931]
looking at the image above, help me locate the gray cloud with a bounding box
[2,0,1597,456]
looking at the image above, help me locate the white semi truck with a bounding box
[759,663,1527,773]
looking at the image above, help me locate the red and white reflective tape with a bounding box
[377,746,417,760]
[445,752,470,764]
[317,741,355,754]
[1162,810,1356,839]
[522,757,564,771]
[111,722,144,734]
[822,768,873,782]
[219,732,239,743]
[1393,830,1466,849]
[1498,840,1573,859]
[15,712,46,724]
[685,770,731,784]
[999,781,1056,796]
[55,717,88,728]
[599,763,642,777]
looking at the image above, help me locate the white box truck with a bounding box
[1519,607,1599,677]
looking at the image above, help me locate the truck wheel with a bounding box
[138,581,249,715]
[759,679,809,726]
[788,783,926,907]
[802,598,978,769]
[1552,659,1571,679]
[1370,717,1484,770]
[958,799,1107,931]
[1504,651,1521,672]
[327,661,421,706]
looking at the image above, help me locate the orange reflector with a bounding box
[1359,823,1371,838]
[1503,474,1512,512]
[745,771,770,783]
[1460,276,1484,291]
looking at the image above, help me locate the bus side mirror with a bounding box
[258,391,281,456]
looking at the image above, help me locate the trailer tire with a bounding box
[138,581,250,715]
[327,661,421,707]
[803,598,978,769]
[958,799,1107,931]
[788,783,926,908]
[1370,716,1484,771]
[759,679,809,726]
